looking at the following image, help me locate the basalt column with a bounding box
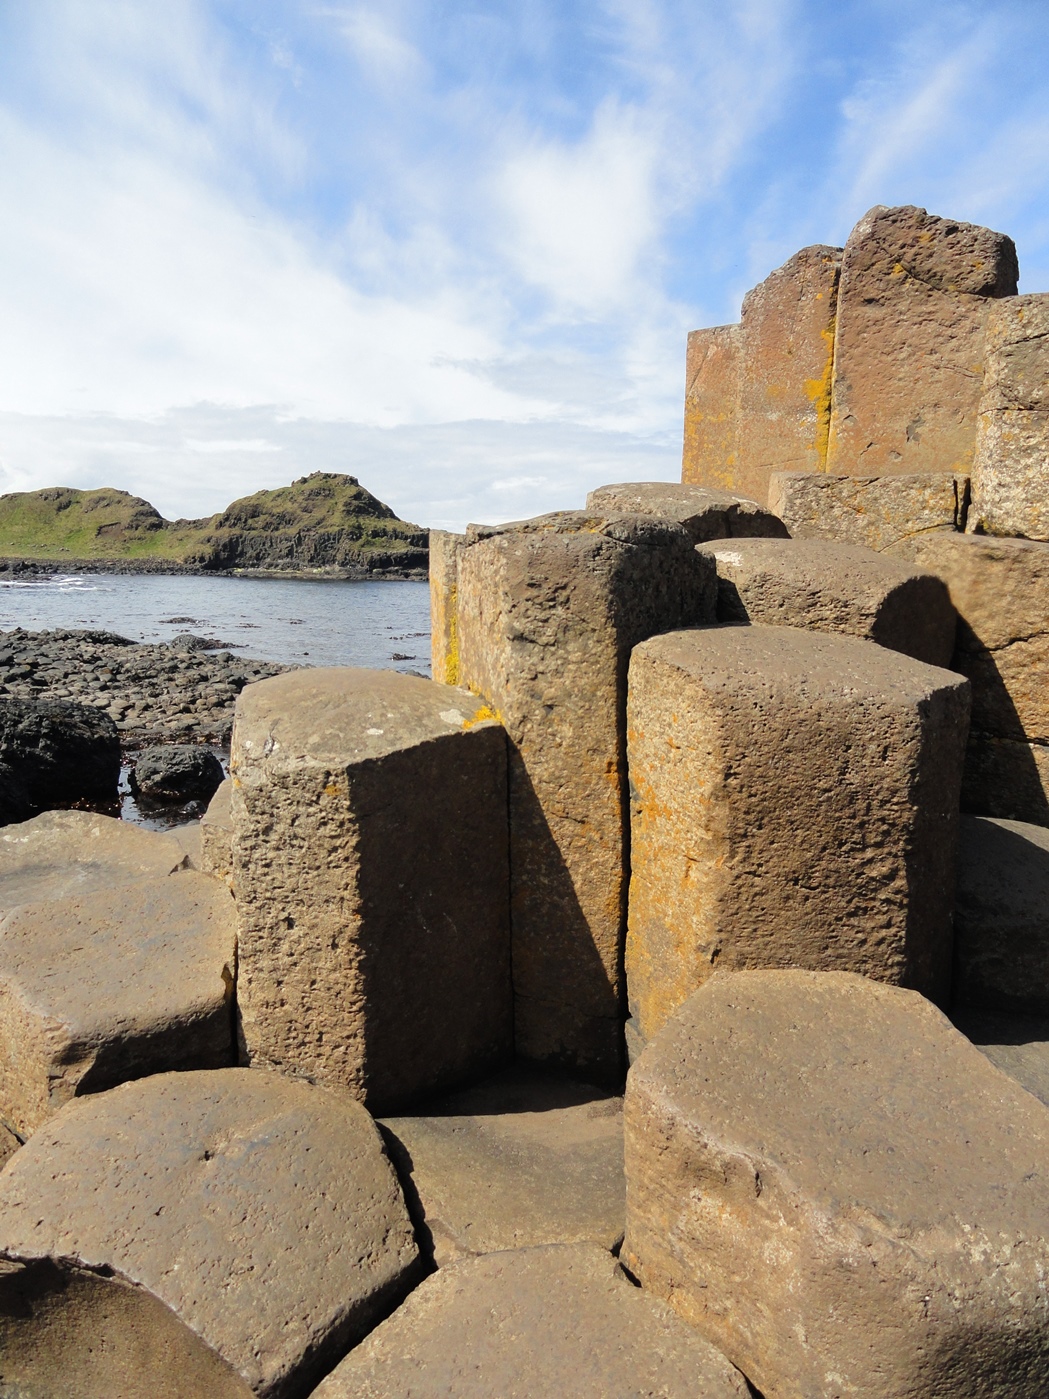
[457,512,715,1082]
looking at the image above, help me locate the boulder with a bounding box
[768,470,969,551]
[429,528,466,685]
[0,697,119,826]
[130,744,225,802]
[902,532,1049,824]
[969,293,1049,540]
[312,1242,748,1399]
[682,247,841,503]
[199,776,233,885]
[952,1007,1049,1109]
[697,536,956,667]
[0,1069,419,1399]
[954,815,1049,1015]
[625,626,969,1043]
[585,481,788,541]
[380,1065,624,1266]
[826,205,1018,477]
[456,511,715,1080]
[623,969,1049,1398]
[0,871,236,1136]
[232,668,512,1111]
[0,809,187,915]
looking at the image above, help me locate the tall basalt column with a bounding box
[429,529,467,684]
[231,667,511,1111]
[625,625,970,1045]
[457,512,716,1081]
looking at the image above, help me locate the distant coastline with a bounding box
[0,557,427,581]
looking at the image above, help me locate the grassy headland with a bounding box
[0,473,428,576]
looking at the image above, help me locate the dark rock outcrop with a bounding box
[130,746,225,803]
[0,699,120,826]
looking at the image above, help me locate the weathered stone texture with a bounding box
[954,815,1049,1015]
[698,536,956,667]
[313,1242,748,1399]
[769,469,969,551]
[585,481,788,542]
[682,325,741,492]
[0,1069,419,1399]
[624,970,1049,1399]
[429,528,466,684]
[0,809,186,914]
[456,511,715,1079]
[232,667,512,1110]
[199,776,233,884]
[625,627,969,1043]
[903,532,1049,824]
[0,872,235,1137]
[827,205,1018,477]
[682,247,840,504]
[953,1008,1049,1109]
[970,292,1049,540]
[380,1066,624,1266]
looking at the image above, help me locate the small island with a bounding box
[0,471,429,578]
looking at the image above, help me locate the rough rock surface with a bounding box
[380,1066,624,1266]
[0,696,119,826]
[826,205,1018,476]
[232,668,512,1111]
[199,777,233,885]
[0,627,289,745]
[0,871,236,1136]
[902,532,1049,824]
[624,969,1049,1399]
[698,536,957,667]
[585,481,788,542]
[429,529,466,685]
[769,470,969,551]
[682,324,742,493]
[952,1008,1049,1108]
[969,293,1049,540]
[954,815,1049,1015]
[130,743,225,801]
[625,626,969,1042]
[456,511,715,1081]
[0,1069,420,1399]
[313,1242,749,1399]
[0,810,187,914]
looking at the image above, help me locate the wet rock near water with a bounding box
[0,628,292,747]
[129,745,226,803]
[0,697,120,826]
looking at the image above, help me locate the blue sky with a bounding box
[0,1,1047,529]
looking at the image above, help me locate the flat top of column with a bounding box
[698,536,933,587]
[634,624,965,703]
[234,667,499,767]
[586,482,758,515]
[633,969,1049,1234]
[465,509,691,547]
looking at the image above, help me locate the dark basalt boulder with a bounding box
[130,745,225,803]
[0,699,120,827]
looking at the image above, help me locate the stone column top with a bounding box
[233,668,499,769]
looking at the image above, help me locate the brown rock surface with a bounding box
[769,469,969,551]
[585,481,788,541]
[0,809,186,914]
[379,1066,624,1266]
[952,1007,1049,1108]
[970,292,1049,540]
[826,204,1018,477]
[954,815,1049,1015]
[699,536,956,666]
[0,871,236,1136]
[681,324,741,491]
[0,1068,419,1399]
[902,532,1049,823]
[456,511,714,1079]
[429,528,466,684]
[625,626,969,1042]
[624,969,1049,1398]
[199,775,233,884]
[232,668,511,1110]
[312,1242,748,1399]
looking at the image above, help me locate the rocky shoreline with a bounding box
[0,557,427,580]
[0,627,292,746]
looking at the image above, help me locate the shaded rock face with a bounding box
[0,697,120,827]
[130,745,225,803]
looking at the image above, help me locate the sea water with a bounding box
[0,573,432,673]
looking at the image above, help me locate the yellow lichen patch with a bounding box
[892,261,906,276]
[323,781,344,799]
[804,321,836,470]
[462,704,500,729]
